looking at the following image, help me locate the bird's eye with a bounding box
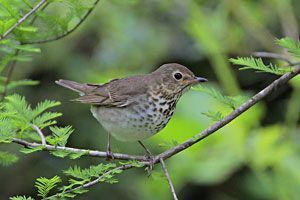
[173,72,183,80]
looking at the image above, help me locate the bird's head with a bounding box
[151,63,207,97]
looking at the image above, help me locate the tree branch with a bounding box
[160,158,178,200]
[0,0,48,41]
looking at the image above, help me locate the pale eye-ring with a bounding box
[173,72,183,80]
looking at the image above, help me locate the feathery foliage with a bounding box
[9,196,35,200]
[4,94,61,133]
[0,151,18,166]
[47,126,73,146]
[193,85,246,110]
[35,176,62,198]
[229,57,290,75]
[202,111,224,122]
[277,37,300,58]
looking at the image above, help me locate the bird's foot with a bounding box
[106,149,114,161]
[145,155,155,175]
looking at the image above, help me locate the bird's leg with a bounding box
[138,140,152,157]
[106,133,114,160]
[138,140,154,173]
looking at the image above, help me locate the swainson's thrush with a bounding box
[56,63,207,158]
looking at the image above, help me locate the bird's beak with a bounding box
[188,76,208,85]
[195,76,208,83]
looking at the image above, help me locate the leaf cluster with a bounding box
[0,94,75,165]
[21,163,124,199]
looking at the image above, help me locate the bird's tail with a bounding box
[55,79,96,94]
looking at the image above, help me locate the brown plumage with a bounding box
[56,63,207,158]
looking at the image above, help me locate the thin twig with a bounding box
[160,158,178,200]
[31,124,46,145]
[0,0,48,41]
[24,0,100,44]
[43,164,133,200]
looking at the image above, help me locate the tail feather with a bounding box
[55,79,97,94]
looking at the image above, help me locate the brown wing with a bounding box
[56,76,148,107]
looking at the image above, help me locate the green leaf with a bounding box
[193,85,245,110]
[48,126,73,146]
[0,151,19,166]
[35,176,61,198]
[20,146,45,154]
[277,37,300,58]
[33,100,61,117]
[4,95,62,131]
[14,45,41,53]
[7,79,39,90]
[10,55,33,62]
[230,57,290,75]
[0,118,17,143]
[202,111,224,122]
[158,140,179,149]
[5,94,33,123]
[9,196,35,200]
[69,151,87,159]
[50,150,70,158]
[17,26,38,33]
[63,163,116,180]
[32,112,62,129]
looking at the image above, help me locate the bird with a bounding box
[55,63,207,159]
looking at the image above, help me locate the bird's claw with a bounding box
[145,155,155,175]
[106,150,114,161]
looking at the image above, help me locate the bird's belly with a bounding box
[91,105,171,142]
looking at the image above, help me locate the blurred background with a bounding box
[1,0,300,199]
